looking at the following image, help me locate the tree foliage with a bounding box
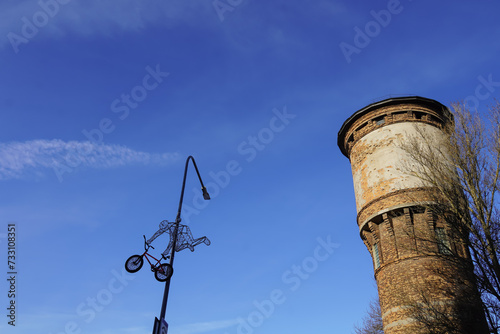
[399,100,500,333]
[353,298,384,334]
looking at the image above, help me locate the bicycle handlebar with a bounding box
[143,235,154,250]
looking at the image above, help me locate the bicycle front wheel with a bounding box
[154,263,173,282]
[125,255,143,273]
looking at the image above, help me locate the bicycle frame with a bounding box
[141,250,163,272]
[128,235,171,279]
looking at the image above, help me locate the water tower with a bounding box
[338,96,488,333]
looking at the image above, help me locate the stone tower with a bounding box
[337,96,488,334]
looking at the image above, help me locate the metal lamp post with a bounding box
[154,156,210,333]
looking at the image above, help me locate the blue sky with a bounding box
[0,0,499,333]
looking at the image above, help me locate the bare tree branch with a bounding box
[397,100,500,333]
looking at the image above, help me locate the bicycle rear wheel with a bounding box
[154,263,173,282]
[125,255,143,273]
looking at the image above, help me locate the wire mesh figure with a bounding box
[146,220,210,259]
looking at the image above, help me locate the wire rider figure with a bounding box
[146,219,211,259]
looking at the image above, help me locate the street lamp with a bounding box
[154,156,210,334]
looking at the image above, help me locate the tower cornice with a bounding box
[337,96,452,158]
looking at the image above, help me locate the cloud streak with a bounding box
[0,0,214,49]
[0,139,178,181]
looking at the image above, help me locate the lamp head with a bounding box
[202,187,210,200]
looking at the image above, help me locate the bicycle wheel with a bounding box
[154,263,173,282]
[125,255,143,273]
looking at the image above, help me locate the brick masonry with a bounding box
[338,97,488,334]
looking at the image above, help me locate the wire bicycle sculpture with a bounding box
[125,235,173,282]
[147,219,211,258]
[125,219,210,281]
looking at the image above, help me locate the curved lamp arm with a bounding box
[175,156,210,223]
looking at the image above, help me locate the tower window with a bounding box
[357,122,368,132]
[374,116,385,125]
[436,227,452,255]
[373,243,381,269]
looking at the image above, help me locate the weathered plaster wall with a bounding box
[349,122,444,213]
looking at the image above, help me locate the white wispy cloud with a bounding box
[0,0,214,48]
[0,139,178,181]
